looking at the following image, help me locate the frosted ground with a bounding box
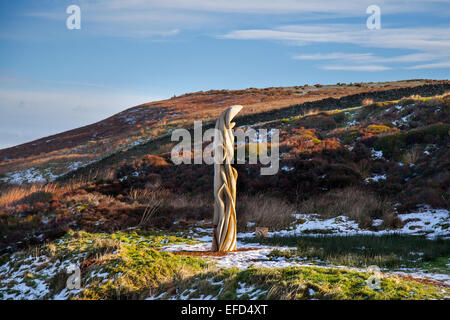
[0,208,448,300]
[160,208,449,286]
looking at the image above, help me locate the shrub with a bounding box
[362,98,374,106]
[20,191,54,206]
[141,155,169,167]
[340,129,360,145]
[374,132,405,158]
[375,123,449,158]
[332,111,346,124]
[381,211,404,229]
[365,124,391,135]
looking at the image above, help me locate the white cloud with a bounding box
[27,6,208,38]
[93,0,449,15]
[406,61,450,69]
[293,52,441,63]
[223,24,450,70]
[27,1,450,39]
[118,28,180,38]
[222,25,450,53]
[320,65,391,71]
[97,0,362,14]
[294,53,374,61]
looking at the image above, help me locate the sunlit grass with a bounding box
[243,234,450,272]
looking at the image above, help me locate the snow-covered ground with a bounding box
[159,207,449,286]
[236,208,449,240]
[0,252,83,300]
[0,160,94,185]
[158,224,450,287]
[370,149,384,159]
[161,236,303,270]
[156,208,449,286]
[365,174,387,183]
[1,208,448,299]
[0,168,55,184]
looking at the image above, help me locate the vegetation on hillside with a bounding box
[0,85,449,300]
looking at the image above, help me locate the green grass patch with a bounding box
[161,265,449,300]
[242,234,450,272]
[2,231,449,300]
[0,230,208,300]
[53,230,206,299]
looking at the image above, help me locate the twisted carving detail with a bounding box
[212,105,243,252]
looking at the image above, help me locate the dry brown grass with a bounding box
[132,188,171,203]
[237,194,296,231]
[128,188,152,204]
[97,168,116,181]
[356,160,371,179]
[125,188,174,227]
[0,173,91,208]
[297,187,393,228]
[402,147,421,165]
[169,192,211,210]
[0,184,60,208]
[89,238,122,259]
[139,201,162,227]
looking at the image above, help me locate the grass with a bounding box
[0,230,207,300]
[79,242,208,299]
[236,194,296,232]
[402,147,421,165]
[0,184,60,207]
[242,234,450,272]
[1,230,449,300]
[297,187,393,228]
[159,265,449,300]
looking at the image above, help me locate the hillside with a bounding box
[0,79,449,300]
[1,79,448,185]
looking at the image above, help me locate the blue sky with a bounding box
[0,0,449,148]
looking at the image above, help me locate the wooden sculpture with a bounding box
[212,105,243,252]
